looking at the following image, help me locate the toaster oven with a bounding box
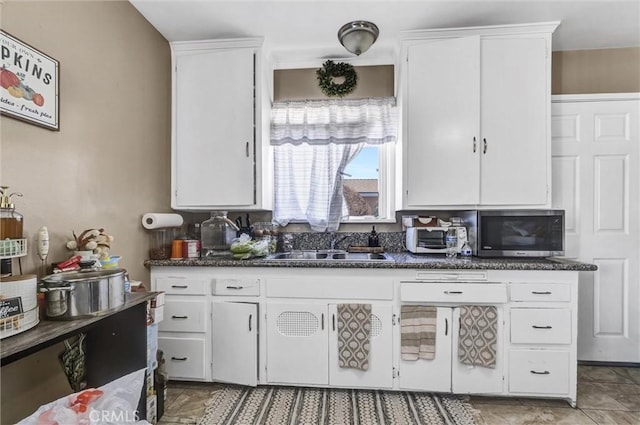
[406,226,467,254]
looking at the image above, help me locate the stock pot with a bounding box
[40,269,126,320]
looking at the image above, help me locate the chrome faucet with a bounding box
[330,234,349,250]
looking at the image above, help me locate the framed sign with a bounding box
[1,30,59,131]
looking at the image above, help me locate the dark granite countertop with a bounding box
[145,253,597,271]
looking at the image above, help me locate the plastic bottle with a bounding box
[368,226,379,247]
[445,227,458,259]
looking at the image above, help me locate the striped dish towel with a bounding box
[337,304,371,370]
[401,305,437,361]
[458,305,498,368]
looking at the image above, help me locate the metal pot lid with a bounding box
[41,268,126,284]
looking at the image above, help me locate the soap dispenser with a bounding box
[0,186,24,240]
[368,226,379,247]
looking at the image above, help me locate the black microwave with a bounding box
[476,210,564,257]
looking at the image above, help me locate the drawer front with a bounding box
[510,308,571,344]
[158,337,207,380]
[159,300,207,333]
[510,283,571,302]
[509,349,569,395]
[156,277,208,295]
[212,278,260,296]
[400,282,507,303]
[266,277,392,300]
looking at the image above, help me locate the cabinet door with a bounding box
[405,36,480,207]
[452,306,504,394]
[174,48,255,208]
[480,37,548,205]
[266,302,328,385]
[328,304,393,389]
[398,307,452,392]
[211,301,257,386]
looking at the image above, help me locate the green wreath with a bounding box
[316,60,357,97]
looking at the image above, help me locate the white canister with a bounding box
[0,274,39,339]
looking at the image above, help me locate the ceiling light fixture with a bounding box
[338,21,379,56]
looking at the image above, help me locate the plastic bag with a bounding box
[18,368,149,425]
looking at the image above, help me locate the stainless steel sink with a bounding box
[266,250,394,263]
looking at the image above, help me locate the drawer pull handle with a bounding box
[531,291,552,295]
[444,291,463,295]
[171,285,188,289]
[532,325,552,329]
[332,314,336,331]
[530,370,550,375]
[226,285,244,289]
[321,313,325,330]
[171,357,188,361]
[445,318,448,336]
[249,314,252,332]
[172,315,188,319]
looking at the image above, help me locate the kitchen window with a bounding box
[270,97,397,231]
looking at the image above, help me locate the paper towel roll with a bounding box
[142,213,184,230]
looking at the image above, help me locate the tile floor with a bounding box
[157,365,640,424]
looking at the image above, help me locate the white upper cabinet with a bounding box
[171,38,271,210]
[401,22,559,209]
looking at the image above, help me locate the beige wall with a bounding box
[0,1,171,284]
[552,47,640,94]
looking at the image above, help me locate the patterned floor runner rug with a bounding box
[197,385,478,425]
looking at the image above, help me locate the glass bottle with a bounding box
[0,186,24,239]
[200,211,238,257]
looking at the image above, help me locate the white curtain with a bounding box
[271,97,397,231]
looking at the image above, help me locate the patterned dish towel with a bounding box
[337,304,371,370]
[458,305,498,368]
[401,305,437,361]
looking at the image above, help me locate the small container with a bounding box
[445,228,458,259]
[171,240,183,259]
[253,222,279,254]
[182,240,200,258]
[0,186,24,239]
[201,211,239,257]
[149,228,175,260]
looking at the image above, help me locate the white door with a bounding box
[404,36,480,207]
[452,306,504,394]
[398,307,452,392]
[328,304,393,389]
[480,37,549,205]
[174,48,255,208]
[266,302,328,385]
[552,94,640,362]
[211,301,257,386]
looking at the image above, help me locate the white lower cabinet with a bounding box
[266,302,393,388]
[158,336,207,380]
[509,349,570,395]
[150,267,579,406]
[211,301,258,386]
[398,306,504,394]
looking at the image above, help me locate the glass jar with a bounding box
[201,211,238,257]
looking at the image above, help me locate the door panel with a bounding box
[405,36,480,207]
[398,307,452,392]
[452,306,504,394]
[266,302,328,385]
[211,301,257,386]
[552,96,639,361]
[328,304,393,389]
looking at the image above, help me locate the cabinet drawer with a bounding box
[509,349,569,395]
[158,337,207,380]
[212,278,260,296]
[159,300,207,333]
[510,283,571,302]
[510,308,571,344]
[266,278,392,300]
[400,282,507,303]
[156,277,208,295]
